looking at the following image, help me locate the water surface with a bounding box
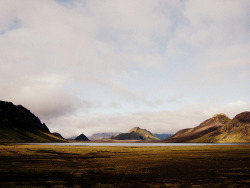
[23,143,249,147]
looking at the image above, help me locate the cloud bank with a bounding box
[0,0,249,137]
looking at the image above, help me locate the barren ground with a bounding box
[0,144,249,187]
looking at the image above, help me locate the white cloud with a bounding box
[0,0,249,137]
[168,94,184,103]
[0,0,170,114]
[165,0,250,59]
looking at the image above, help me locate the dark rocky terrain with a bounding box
[0,100,66,143]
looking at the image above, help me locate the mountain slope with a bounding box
[0,100,66,143]
[197,112,250,143]
[164,112,250,143]
[112,127,159,141]
[52,132,64,139]
[164,114,230,143]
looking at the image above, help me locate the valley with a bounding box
[0,144,249,187]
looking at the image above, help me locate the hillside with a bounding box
[164,112,250,143]
[52,132,64,139]
[199,112,250,143]
[112,127,159,141]
[0,100,66,143]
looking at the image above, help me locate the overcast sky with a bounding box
[0,0,249,137]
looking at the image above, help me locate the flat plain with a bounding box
[0,144,249,187]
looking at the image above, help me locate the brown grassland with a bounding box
[0,144,249,187]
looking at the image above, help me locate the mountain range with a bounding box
[164,112,250,143]
[87,132,172,140]
[89,132,120,140]
[0,100,249,143]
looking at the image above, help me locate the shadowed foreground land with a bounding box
[0,145,249,187]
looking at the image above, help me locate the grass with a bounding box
[0,144,249,187]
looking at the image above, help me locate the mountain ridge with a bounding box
[164,112,249,143]
[0,100,66,143]
[1,100,248,143]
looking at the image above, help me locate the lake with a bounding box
[22,142,249,146]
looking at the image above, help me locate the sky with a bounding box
[0,0,250,138]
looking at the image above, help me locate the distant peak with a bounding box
[213,113,227,118]
[212,113,231,123]
[113,127,159,141]
[133,127,140,130]
[74,133,89,141]
[129,127,141,132]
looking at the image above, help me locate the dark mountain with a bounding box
[153,134,173,140]
[112,127,159,141]
[0,100,66,143]
[164,112,250,143]
[74,133,89,141]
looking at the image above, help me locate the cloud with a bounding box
[0,0,169,113]
[168,94,184,103]
[86,0,172,41]
[165,0,250,59]
[0,0,249,137]
[0,73,89,120]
